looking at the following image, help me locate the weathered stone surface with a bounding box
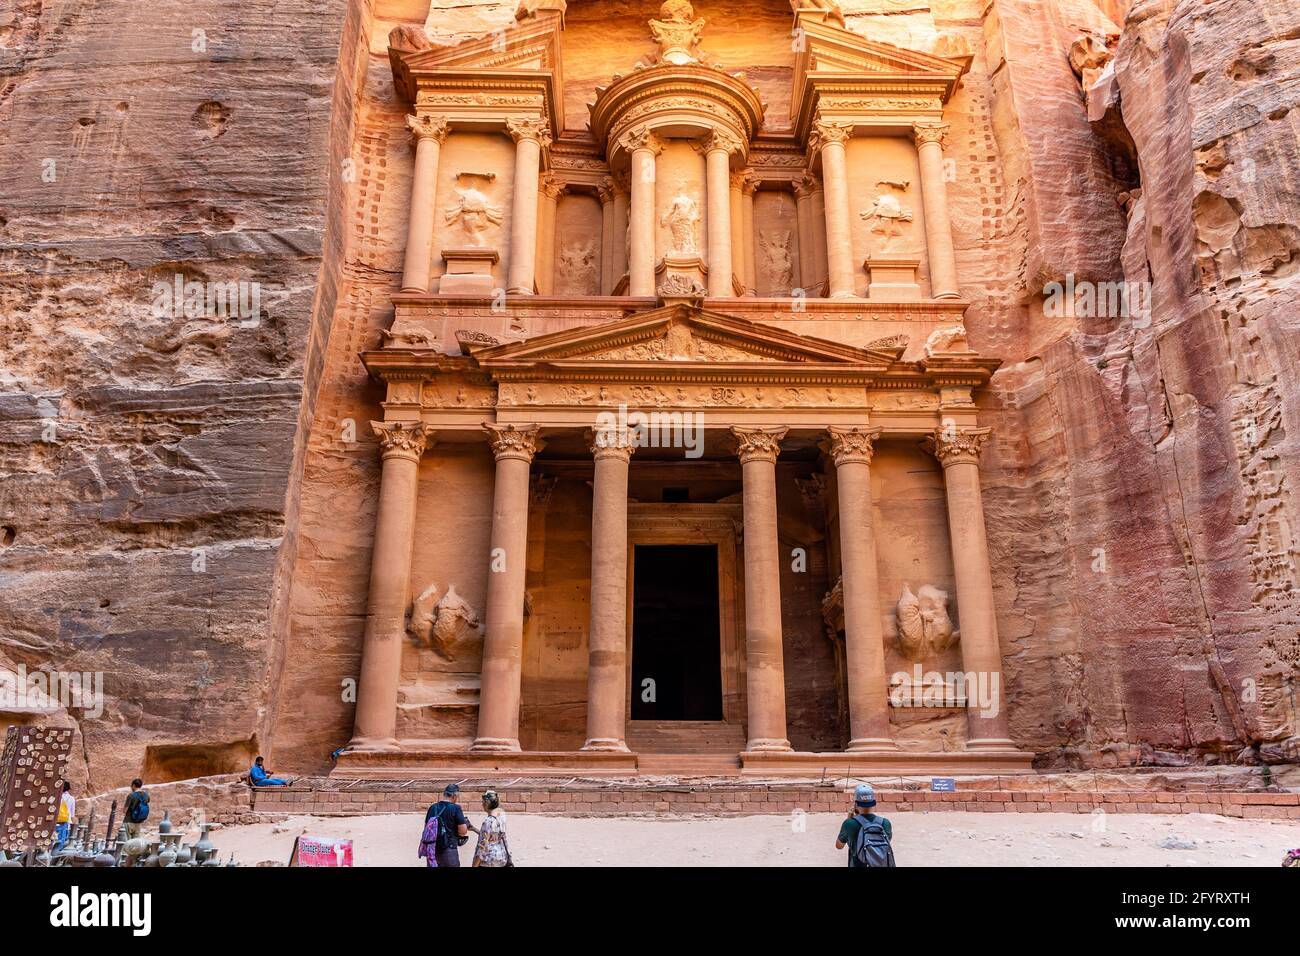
[2,0,1297,787]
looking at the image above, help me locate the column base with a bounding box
[846,737,901,753]
[964,738,1019,752]
[505,286,534,296]
[933,290,962,300]
[580,738,631,753]
[829,290,857,299]
[344,736,399,753]
[745,737,793,753]
[469,737,522,753]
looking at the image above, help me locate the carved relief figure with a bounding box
[444,185,504,246]
[862,180,914,253]
[558,238,599,294]
[759,230,795,292]
[896,583,960,662]
[661,189,700,254]
[408,583,484,660]
[650,0,706,65]
[924,323,969,356]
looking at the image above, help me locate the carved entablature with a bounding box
[361,304,1000,434]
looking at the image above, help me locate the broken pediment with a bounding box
[468,305,901,369]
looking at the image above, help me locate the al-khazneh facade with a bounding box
[331,0,1033,777]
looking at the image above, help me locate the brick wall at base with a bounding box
[250,786,1300,820]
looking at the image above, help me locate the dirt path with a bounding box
[207,811,1300,867]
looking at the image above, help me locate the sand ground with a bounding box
[207,811,1300,867]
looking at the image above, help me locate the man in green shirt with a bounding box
[835,784,895,867]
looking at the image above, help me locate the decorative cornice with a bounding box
[925,425,991,467]
[732,425,788,464]
[826,426,882,466]
[483,422,545,462]
[372,420,432,461]
[406,113,450,144]
[589,426,638,461]
[912,121,950,149]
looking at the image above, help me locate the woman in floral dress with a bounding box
[472,790,512,867]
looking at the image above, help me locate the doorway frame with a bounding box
[625,503,746,724]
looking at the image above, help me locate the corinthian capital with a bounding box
[701,128,743,156]
[406,113,450,144]
[812,119,853,149]
[506,116,552,147]
[825,426,881,467]
[925,425,991,467]
[912,122,950,149]
[372,420,433,461]
[538,172,565,200]
[732,426,788,464]
[794,172,822,199]
[618,125,663,156]
[589,426,638,461]
[483,422,545,462]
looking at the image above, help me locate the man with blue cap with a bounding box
[835,783,895,867]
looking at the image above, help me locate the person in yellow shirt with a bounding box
[53,782,75,852]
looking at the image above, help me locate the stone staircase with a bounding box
[626,721,745,774]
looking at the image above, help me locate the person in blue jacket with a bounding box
[249,755,292,787]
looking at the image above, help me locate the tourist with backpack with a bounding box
[124,778,150,839]
[423,783,472,867]
[835,783,896,867]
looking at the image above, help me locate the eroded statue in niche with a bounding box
[862,180,914,253]
[650,0,706,65]
[558,238,598,293]
[444,185,503,247]
[408,583,484,660]
[896,583,960,662]
[661,189,700,255]
[759,230,795,293]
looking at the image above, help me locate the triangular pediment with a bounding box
[797,19,967,81]
[470,305,899,369]
[395,16,562,74]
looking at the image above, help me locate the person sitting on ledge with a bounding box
[249,755,292,787]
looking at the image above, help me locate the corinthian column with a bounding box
[813,119,857,298]
[741,173,759,296]
[612,173,631,293]
[794,173,820,296]
[729,171,746,296]
[350,421,432,747]
[703,130,739,298]
[505,117,551,295]
[473,423,544,752]
[401,114,449,294]
[537,174,564,295]
[598,176,616,295]
[582,427,636,752]
[826,427,897,752]
[927,426,1013,749]
[913,123,960,299]
[622,127,662,297]
[733,426,792,753]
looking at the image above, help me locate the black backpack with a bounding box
[127,791,150,824]
[852,818,896,868]
[433,803,464,851]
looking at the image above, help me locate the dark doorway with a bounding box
[630,544,723,720]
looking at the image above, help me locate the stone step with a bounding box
[635,754,744,775]
[625,720,746,754]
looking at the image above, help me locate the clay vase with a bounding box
[193,824,215,864]
[158,811,172,835]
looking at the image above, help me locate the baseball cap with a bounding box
[443,783,461,797]
[854,783,877,808]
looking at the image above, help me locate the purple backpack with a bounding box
[418,816,440,865]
